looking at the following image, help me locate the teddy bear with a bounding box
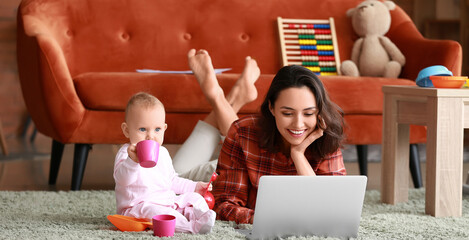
[340,0,405,78]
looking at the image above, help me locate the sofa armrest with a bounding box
[18,14,85,142]
[388,21,462,80]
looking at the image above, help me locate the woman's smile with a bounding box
[288,129,307,137]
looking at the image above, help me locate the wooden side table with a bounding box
[381,85,469,217]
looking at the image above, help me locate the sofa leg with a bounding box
[71,144,92,191]
[356,145,368,176]
[409,144,423,188]
[49,140,65,185]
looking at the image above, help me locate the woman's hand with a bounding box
[127,144,139,163]
[290,127,324,157]
[290,119,325,176]
[195,181,212,195]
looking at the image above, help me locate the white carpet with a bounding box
[1,189,469,239]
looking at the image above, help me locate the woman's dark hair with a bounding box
[258,65,345,160]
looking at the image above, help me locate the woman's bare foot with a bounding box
[227,56,260,112]
[188,49,225,104]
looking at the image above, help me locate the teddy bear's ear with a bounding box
[346,8,356,17]
[383,0,396,10]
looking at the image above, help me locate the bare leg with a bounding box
[188,49,259,136]
[226,55,260,112]
[173,49,259,177]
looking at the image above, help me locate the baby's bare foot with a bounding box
[228,56,260,110]
[188,49,224,103]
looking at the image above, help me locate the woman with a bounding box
[212,65,347,224]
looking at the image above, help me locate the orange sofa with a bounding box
[16,0,461,190]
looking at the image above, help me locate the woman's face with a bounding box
[269,86,319,147]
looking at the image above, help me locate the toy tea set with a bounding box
[107,140,217,236]
[416,65,468,89]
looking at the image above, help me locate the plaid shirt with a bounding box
[213,115,346,224]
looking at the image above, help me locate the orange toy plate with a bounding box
[429,76,468,88]
[107,214,153,232]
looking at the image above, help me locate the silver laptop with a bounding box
[237,175,367,239]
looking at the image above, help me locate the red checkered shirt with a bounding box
[213,115,346,224]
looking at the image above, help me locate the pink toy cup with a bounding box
[136,140,159,168]
[152,214,176,237]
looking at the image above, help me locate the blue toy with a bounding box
[416,65,453,87]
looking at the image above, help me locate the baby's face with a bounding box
[122,104,167,145]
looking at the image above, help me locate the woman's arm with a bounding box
[290,151,316,176]
[290,127,324,176]
[213,124,254,224]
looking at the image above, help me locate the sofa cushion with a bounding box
[74,72,416,115]
[73,72,273,113]
[322,76,417,114]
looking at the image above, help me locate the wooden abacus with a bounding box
[277,17,341,76]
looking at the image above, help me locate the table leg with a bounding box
[425,97,463,217]
[382,94,410,204]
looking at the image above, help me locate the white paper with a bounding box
[136,68,232,74]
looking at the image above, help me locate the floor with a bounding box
[1,133,468,191]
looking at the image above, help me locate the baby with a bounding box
[113,92,215,234]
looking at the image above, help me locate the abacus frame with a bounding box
[277,17,341,75]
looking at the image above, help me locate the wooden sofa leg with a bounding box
[49,140,65,185]
[356,145,368,176]
[71,144,92,191]
[0,118,8,156]
[21,116,37,143]
[30,127,38,143]
[409,144,423,188]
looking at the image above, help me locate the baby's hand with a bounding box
[127,144,139,163]
[195,182,212,195]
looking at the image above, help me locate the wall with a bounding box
[0,0,24,141]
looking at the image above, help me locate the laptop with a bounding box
[237,175,367,239]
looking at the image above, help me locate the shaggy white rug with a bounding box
[1,189,468,239]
